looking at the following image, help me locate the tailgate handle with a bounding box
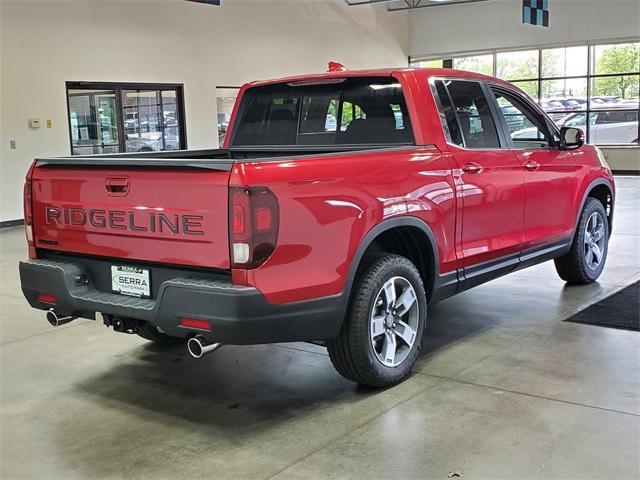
[105,177,129,196]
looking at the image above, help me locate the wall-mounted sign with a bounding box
[523,0,549,27]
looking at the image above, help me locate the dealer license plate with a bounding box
[111,266,151,298]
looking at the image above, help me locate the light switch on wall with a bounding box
[9,140,16,150]
[28,118,41,129]
[46,119,53,128]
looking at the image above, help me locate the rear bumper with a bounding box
[19,259,344,344]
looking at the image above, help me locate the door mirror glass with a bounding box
[560,126,585,150]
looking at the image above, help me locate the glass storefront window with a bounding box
[591,75,640,103]
[452,54,493,75]
[591,42,640,75]
[410,59,444,68]
[411,40,640,145]
[510,80,539,100]
[541,78,588,103]
[496,49,538,80]
[587,110,639,145]
[67,82,185,155]
[542,46,588,78]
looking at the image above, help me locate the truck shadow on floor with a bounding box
[69,297,502,428]
[70,278,591,432]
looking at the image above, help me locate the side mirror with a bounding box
[560,126,585,150]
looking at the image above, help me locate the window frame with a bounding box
[411,38,640,147]
[65,81,187,155]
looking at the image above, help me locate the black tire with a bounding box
[136,323,183,346]
[555,197,609,284]
[327,254,427,387]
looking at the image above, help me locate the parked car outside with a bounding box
[513,110,639,144]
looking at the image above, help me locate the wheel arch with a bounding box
[342,217,440,309]
[580,178,615,237]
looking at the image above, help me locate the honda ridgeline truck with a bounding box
[20,66,615,387]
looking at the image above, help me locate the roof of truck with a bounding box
[245,67,505,88]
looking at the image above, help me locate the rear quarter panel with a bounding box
[231,147,458,304]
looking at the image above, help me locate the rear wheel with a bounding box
[327,254,427,387]
[555,197,609,284]
[136,323,182,346]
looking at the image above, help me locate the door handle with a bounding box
[523,160,540,172]
[105,176,129,196]
[461,162,483,174]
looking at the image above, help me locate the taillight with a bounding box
[23,177,35,258]
[229,187,279,269]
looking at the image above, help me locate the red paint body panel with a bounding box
[447,145,526,266]
[28,68,615,309]
[31,167,231,269]
[229,147,457,303]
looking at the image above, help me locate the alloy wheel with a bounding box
[370,276,419,367]
[584,211,606,270]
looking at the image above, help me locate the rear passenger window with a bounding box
[444,80,500,149]
[432,80,463,147]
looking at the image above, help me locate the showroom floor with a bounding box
[1,177,638,480]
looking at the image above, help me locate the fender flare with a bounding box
[573,178,615,240]
[340,216,440,315]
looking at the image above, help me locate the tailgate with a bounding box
[31,164,232,269]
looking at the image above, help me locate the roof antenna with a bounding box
[327,61,347,72]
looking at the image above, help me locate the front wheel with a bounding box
[327,255,427,387]
[555,197,609,284]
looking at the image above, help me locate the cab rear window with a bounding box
[231,78,414,146]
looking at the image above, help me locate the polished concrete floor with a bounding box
[1,177,639,480]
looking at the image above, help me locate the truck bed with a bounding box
[36,145,401,169]
[31,145,407,270]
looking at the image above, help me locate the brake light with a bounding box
[229,187,279,268]
[23,174,35,258]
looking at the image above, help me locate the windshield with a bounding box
[231,77,414,146]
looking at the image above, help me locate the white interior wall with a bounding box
[0,0,409,222]
[409,0,640,58]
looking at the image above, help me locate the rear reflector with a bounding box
[37,294,57,305]
[180,318,211,331]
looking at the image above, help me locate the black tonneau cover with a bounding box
[34,145,411,170]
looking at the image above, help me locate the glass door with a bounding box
[68,89,119,155]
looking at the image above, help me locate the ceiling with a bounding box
[344,0,493,11]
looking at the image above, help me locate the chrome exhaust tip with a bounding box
[187,335,222,359]
[46,309,76,327]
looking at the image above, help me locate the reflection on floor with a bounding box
[1,177,638,479]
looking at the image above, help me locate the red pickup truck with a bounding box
[20,67,615,387]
